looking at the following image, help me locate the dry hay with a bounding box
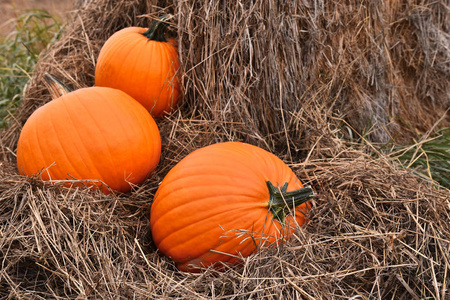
[1,0,450,299]
[1,150,449,299]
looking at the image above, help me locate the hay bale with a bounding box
[1,151,449,299]
[1,0,449,298]
[2,0,449,155]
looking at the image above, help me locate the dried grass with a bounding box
[1,150,449,299]
[1,0,449,299]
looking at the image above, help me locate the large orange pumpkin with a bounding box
[150,142,314,272]
[95,15,180,118]
[17,74,161,194]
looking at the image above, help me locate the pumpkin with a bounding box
[150,141,314,272]
[95,15,180,118]
[16,74,161,194]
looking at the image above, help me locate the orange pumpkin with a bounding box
[150,142,314,272]
[95,15,180,118]
[17,74,161,194]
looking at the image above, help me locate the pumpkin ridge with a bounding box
[159,44,170,113]
[59,112,93,180]
[154,202,268,250]
[116,91,160,175]
[98,94,138,185]
[45,105,85,181]
[59,95,108,180]
[29,112,50,176]
[175,215,281,271]
[205,145,276,183]
[207,209,279,255]
[214,219,279,265]
[95,33,123,80]
[152,183,266,223]
[149,43,169,115]
[143,41,159,114]
[160,43,179,111]
[155,172,265,199]
[128,35,148,92]
[107,88,160,184]
[91,87,159,188]
[74,90,118,185]
[152,194,261,236]
[105,34,142,89]
[161,209,278,266]
[161,43,176,76]
[155,162,265,192]
[22,111,41,175]
[144,34,179,116]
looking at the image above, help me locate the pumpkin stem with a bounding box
[43,73,71,99]
[142,14,173,42]
[267,181,315,224]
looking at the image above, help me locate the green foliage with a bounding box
[391,127,450,189]
[0,9,63,128]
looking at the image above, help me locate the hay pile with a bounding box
[1,0,449,299]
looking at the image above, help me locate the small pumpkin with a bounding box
[150,141,314,272]
[95,15,180,118]
[16,74,161,194]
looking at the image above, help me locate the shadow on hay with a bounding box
[0,0,449,299]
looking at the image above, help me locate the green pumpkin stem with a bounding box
[142,14,173,42]
[43,73,72,100]
[267,181,315,224]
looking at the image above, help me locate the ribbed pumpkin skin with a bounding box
[150,142,311,272]
[16,87,161,194]
[95,27,180,118]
